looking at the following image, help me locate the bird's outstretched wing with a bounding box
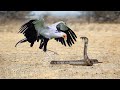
[55,22,77,47]
[16,19,49,52]
[18,20,39,47]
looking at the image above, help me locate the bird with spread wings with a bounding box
[15,18,77,52]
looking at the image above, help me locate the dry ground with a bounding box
[0,22,120,79]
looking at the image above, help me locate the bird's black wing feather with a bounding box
[17,19,49,52]
[18,20,40,47]
[55,24,77,47]
[55,38,66,46]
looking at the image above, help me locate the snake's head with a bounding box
[80,37,88,44]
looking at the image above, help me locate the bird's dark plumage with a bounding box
[55,24,77,47]
[18,20,38,47]
[16,19,48,51]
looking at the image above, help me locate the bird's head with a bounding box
[54,32,67,40]
[62,33,67,39]
[60,33,67,41]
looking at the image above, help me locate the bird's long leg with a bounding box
[43,39,49,52]
[47,50,59,55]
[43,39,54,60]
[15,38,27,47]
[45,51,55,61]
[39,39,44,49]
[45,38,59,60]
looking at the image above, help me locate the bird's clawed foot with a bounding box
[15,38,27,47]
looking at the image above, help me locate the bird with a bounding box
[15,18,77,53]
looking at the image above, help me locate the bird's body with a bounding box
[15,18,77,52]
[38,27,65,39]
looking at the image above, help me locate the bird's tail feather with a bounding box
[15,38,27,47]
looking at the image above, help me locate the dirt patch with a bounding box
[0,23,120,79]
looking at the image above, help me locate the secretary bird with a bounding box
[15,18,77,53]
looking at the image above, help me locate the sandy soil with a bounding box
[0,23,120,79]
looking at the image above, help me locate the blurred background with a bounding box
[1,11,120,24]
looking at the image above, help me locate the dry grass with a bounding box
[0,22,120,79]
